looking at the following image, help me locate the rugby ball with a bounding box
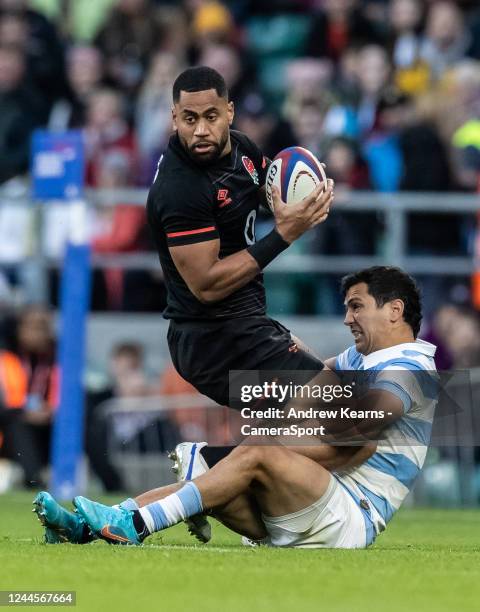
[265,146,327,212]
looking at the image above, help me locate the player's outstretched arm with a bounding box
[169,181,333,304]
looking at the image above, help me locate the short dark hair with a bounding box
[172,66,228,103]
[341,266,422,337]
[112,342,143,361]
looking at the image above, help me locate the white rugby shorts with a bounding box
[262,475,376,549]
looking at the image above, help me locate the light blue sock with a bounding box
[139,482,203,534]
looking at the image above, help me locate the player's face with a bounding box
[172,89,234,165]
[343,283,394,355]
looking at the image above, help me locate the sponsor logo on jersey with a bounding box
[242,156,259,185]
[217,188,232,208]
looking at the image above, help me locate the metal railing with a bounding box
[0,184,478,275]
[95,393,223,492]
[88,188,480,275]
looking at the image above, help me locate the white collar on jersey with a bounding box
[362,338,437,370]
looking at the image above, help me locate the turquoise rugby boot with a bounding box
[73,496,140,545]
[33,491,92,544]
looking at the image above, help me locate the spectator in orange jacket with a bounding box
[0,346,38,487]
[1,306,59,487]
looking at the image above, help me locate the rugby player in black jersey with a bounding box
[147,66,333,408]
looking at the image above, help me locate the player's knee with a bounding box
[234,443,287,478]
[232,444,266,473]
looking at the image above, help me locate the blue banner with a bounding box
[31,130,85,200]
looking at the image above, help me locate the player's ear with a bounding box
[227,100,234,126]
[172,105,177,131]
[389,299,405,323]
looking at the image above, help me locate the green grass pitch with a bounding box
[1,492,480,612]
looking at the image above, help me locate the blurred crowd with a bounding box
[0,0,480,313]
[0,304,229,492]
[2,0,480,189]
[0,0,479,185]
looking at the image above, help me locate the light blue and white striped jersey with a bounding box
[334,339,437,536]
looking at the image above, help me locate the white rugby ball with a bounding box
[265,146,327,212]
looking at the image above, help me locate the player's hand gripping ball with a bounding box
[265,146,327,211]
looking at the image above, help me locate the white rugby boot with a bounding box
[168,442,211,543]
[169,442,209,481]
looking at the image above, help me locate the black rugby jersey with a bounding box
[147,130,269,320]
